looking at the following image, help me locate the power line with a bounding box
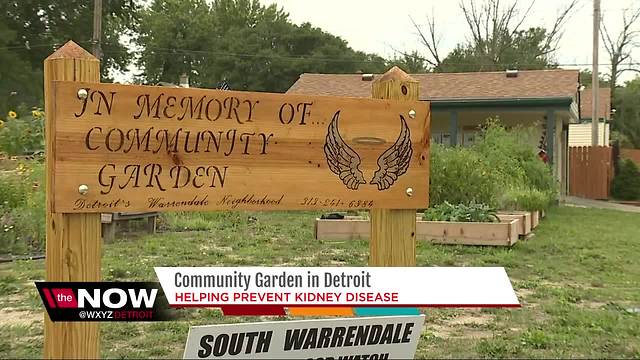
[2,41,639,68]
[103,47,640,67]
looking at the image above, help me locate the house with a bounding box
[286,69,581,195]
[569,87,612,146]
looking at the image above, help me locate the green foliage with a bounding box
[0,0,139,78]
[520,329,551,349]
[611,159,640,200]
[437,28,557,73]
[0,160,45,254]
[135,0,387,92]
[159,211,246,231]
[422,201,499,223]
[0,22,41,115]
[429,143,503,207]
[579,70,610,88]
[473,120,557,211]
[386,51,428,73]
[430,120,557,211]
[0,1,139,115]
[0,108,45,156]
[610,130,634,149]
[500,188,554,212]
[613,77,640,148]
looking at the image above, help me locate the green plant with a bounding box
[611,159,640,200]
[500,187,554,211]
[429,120,557,210]
[422,201,500,222]
[159,211,246,231]
[0,159,45,254]
[430,144,503,207]
[0,108,45,156]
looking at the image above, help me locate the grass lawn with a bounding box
[0,206,639,358]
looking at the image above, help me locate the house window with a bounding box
[432,132,451,146]
[461,126,479,147]
[462,131,476,147]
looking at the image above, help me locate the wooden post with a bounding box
[44,41,101,359]
[369,67,421,266]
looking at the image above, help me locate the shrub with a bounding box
[0,159,45,254]
[0,108,45,156]
[473,119,557,194]
[422,201,499,222]
[429,120,557,210]
[611,159,640,200]
[429,143,503,207]
[499,187,554,211]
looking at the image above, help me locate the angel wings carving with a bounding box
[323,111,413,191]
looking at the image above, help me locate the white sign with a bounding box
[183,315,425,359]
[155,267,519,307]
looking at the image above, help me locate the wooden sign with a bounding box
[52,81,430,213]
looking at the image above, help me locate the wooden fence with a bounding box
[621,148,640,166]
[569,146,613,200]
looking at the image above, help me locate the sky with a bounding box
[116,0,640,84]
[257,0,640,82]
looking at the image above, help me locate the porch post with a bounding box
[449,111,458,146]
[545,109,555,165]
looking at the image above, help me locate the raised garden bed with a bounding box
[315,216,521,247]
[497,211,532,237]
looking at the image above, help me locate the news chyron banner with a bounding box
[155,267,520,309]
[183,315,425,359]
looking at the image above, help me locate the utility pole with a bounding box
[591,0,600,146]
[92,0,103,60]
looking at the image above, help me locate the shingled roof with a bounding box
[580,87,612,120]
[287,69,580,102]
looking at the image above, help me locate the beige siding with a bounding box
[568,123,609,146]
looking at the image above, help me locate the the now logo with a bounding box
[35,282,174,322]
[78,288,158,309]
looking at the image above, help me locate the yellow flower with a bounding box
[8,111,17,119]
[32,110,42,118]
[0,120,4,128]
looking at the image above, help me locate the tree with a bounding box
[411,0,578,72]
[0,0,138,79]
[387,51,429,73]
[0,0,139,114]
[579,69,609,88]
[135,0,387,92]
[613,77,640,149]
[0,22,41,114]
[600,8,640,103]
[438,27,557,72]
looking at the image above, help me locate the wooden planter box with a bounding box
[314,218,370,241]
[531,210,540,228]
[315,217,520,246]
[415,219,519,246]
[497,212,532,237]
[498,210,541,229]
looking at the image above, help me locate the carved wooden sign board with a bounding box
[52,81,430,213]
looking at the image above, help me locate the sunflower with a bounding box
[8,111,17,119]
[32,110,43,118]
[0,120,4,128]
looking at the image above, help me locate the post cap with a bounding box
[46,40,97,61]
[374,66,417,84]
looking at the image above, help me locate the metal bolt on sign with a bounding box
[77,88,88,99]
[78,184,89,195]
